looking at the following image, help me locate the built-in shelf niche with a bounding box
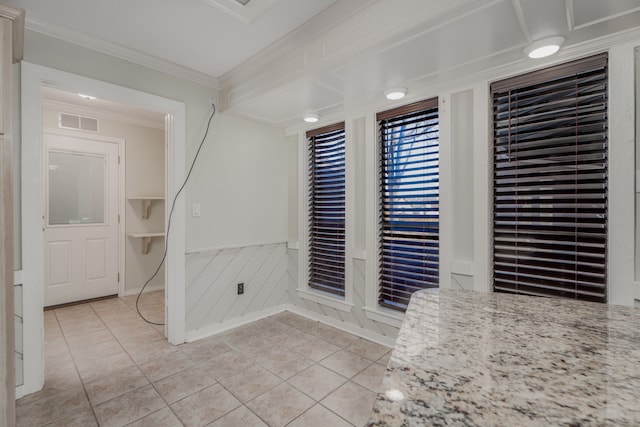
[127,196,165,254]
[127,196,164,219]
[127,232,165,254]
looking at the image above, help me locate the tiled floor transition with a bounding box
[16,291,391,426]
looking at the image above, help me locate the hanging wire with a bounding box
[136,104,216,325]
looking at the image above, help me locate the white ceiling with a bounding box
[9,0,339,78]
[9,0,640,129]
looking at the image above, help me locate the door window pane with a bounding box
[48,150,106,225]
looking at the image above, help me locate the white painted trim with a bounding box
[123,283,165,297]
[511,0,531,44]
[353,249,366,260]
[362,306,404,329]
[286,305,396,348]
[296,288,354,313]
[297,131,309,300]
[13,270,22,285]
[26,17,219,89]
[21,63,46,396]
[118,138,126,297]
[438,93,453,289]
[364,112,378,311]
[43,99,164,131]
[344,119,355,307]
[185,303,397,349]
[164,110,187,345]
[20,62,187,396]
[297,120,353,308]
[15,385,26,400]
[201,0,280,25]
[607,43,636,306]
[472,81,491,293]
[219,0,372,90]
[572,6,640,31]
[186,304,287,342]
[451,261,474,277]
[186,241,287,255]
[287,241,299,250]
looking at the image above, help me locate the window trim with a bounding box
[377,97,441,311]
[307,122,347,297]
[490,53,609,302]
[298,122,354,311]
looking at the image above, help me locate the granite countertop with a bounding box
[367,289,640,427]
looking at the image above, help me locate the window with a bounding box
[377,99,439,311]
[307,123,346,296]
[491,53,608,303]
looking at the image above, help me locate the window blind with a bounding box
[491,53,608,303]
[377,98,439,311]
[307,123,346,296]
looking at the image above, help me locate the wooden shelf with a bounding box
[127,196,164,219]
[128,232,165,254]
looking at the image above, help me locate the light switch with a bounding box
[192,203,201,217]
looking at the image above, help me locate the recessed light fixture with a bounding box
[303,113,319,123]
[524,36,565,59]
[385,88,407,100]
[77,93,97,100]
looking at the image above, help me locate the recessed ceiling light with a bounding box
[303,113,319,123]
[77,93,97,100]
[524,36,565,59]
[385,88,407,100]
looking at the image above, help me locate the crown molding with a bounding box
[26,16,220,90]
[201,0,281,25]
[43,99,165,130]
[219,0,375,89]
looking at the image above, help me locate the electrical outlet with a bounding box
[237,282,244,295]
[209,98,216,110]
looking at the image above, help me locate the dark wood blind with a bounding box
[491,53,608,303]
[377,98,439,311]
[307,123,346,296]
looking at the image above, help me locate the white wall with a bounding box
[185,114,289,337]
[186,113,288,251]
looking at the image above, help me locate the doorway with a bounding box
[43,130,122,307]
[20,62,187,398]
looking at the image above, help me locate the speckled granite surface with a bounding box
[367,289,640,427]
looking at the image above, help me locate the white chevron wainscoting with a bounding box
[186,242,291,341]
[285,249,399,348]
[185,243,399,347]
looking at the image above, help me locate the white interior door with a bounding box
[43,131,120,307]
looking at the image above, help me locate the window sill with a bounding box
[297,288,353,313]
[363,306,404,328]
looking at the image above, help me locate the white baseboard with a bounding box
[186,305,289,342]
[285,305,396,348]
[185,303,397,349]
[15,384,26,400]
[122,284,165,297]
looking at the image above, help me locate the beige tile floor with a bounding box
[16,291,391,426]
